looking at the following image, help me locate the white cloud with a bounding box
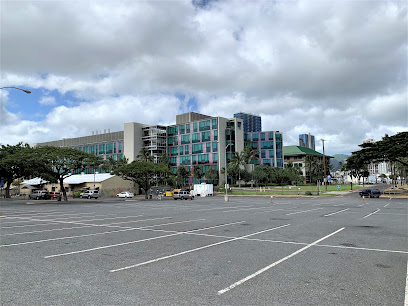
[39,96,56,106]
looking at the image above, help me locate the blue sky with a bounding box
[1,0,406,155]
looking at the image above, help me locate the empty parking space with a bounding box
[1,196,407,305]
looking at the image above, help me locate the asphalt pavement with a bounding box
[0,194,407,305]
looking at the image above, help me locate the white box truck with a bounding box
[194,183,213,197]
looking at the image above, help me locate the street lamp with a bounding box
[321,139,327,192]
[0,86,31,94]
[224,143,232,202]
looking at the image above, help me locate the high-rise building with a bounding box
[233,112,261,132]
[299,133,315,150]
[36,112,283,186]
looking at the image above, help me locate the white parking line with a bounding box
[222,206,279,213]
[45,221,242,258]
[217,227,345,295]
[109,224,291,273]
[285,208,323,215]
[324,208,349,217]
[383,202,390,208]
[362,209,380,219]
[2,219,204,248]
[405,260,408,306]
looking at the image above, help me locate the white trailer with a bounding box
[194,183,214,197]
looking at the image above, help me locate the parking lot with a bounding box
[1,195,407,305]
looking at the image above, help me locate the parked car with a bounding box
[359,189,381,198]
[80,190,99,199]
[48,191,61,199]
[116,191,134,198]
[173,190,194,200]
[29,190,49,200]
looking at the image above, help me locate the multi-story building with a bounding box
[36,112,283,185]
[299,133,315,151]
[233,112,261,133]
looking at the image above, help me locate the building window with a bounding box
[192,155,197,164]
[117,154,124,160]
[261,150,266,158]
[192,144,203,154]
[185,145,189,155]
[263,159,271,165]
[113,143,116,154]
[199,120,211,131]
[268,132,274,140]
[276,150,282,158]
[186,124,190,133]
[169,157,177,166]
[206,142,211,153]
[198,154,209,164]
[193,122,197,132]
[212,142,218,152]
[213,153,218,163]
[106,143,113,154]
[168,137,173,146]
[212,119,217,129]
[118,142,123,153]
[261,141,274,149]
[171,147,178,156]
[269,150,274,157]
[202,131,210,142]
[171,167,177,174]
[238,122,241,129]
[214,130,218,141]
[252,133,259,141]
[99,144,105,154]
[174,136,178,145]
[277,159,283,168]
[276,133,282,141]
[179,125,185,134]
[168,126,178,136]
[192,133,200,143]
[180,146,183,155]
[261,133,265,141]
[181,134,190,144]
[244,133,251,141]
[89,146,95,154]
[180,156,190,165]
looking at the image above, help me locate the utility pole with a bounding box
[321,139,327,192]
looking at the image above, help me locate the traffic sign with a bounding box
[337,185,341,190]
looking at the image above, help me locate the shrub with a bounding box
[73,191,82,198]
[304,191,313,196]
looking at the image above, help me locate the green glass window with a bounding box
[244,133,251,141]
[249,142,258,149]
[276,150,282,158]
[117,154,124,160]
[192,155,197,164]
[213,153,218,163]
[168,137,173,145]
[180,146,183,155]
[212,119,217,129]
[202,131,210,142]
[206,142,211,153]
[199,120,211,131]
[171,147,178,156]
[269,150,274,157]
[192,133,200,143]
[193,122,197,132]
[168,126,178,136]
[198,154,209,164]
[261,150,266,158]
[276,142,282,150]
[185,145,189,155]
[179,125,185,134]
[252,133,259,141]
[214,130,218,141]
[171,167,177,174]
[268,132,274,140]
[174,136,178,145]
[180,156,190,165]
[106,143,113,154]
[263,159,271,165]
[276,133,282,141]
[169,157,177,166]
[113,143,116,153]
[83,146,88,153]
[261,141,274,149]
[212,142,218,152]
[186,124,190,133]
[118,142,123,153]
[203,165,211,173]
[99,144,105,154]
[192,144,203,154]
[90,146,95,154]
[261,133,265,141]
[181,134,190,144]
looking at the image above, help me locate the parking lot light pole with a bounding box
[0,86,31,94]
[225,143,231,202]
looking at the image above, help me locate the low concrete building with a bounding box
[21,173,137,197]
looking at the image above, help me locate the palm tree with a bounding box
[137,147,154,162]
[193,166,204,183]
[230,151,246,187]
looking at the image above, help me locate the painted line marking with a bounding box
[217,227,345,295]
[383,203,390,208]
[324,208,349,217]
[2,219,203,248]
[362,209,380,219]
[404,260,408,306]
[222,207,282,213]
[285,208,323,215]
[109,224,291,273]
[45,221,241,258]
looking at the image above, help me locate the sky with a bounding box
[1,0,407,156]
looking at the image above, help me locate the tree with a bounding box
[137,147,154,162]
[0,143,34,198]
[176,166,190,187]
[305,155,323,184]
[112,161,169,199]
[33,146,103,201]
[193,166,204,183]
[242,146,259,164]
[204,167,219,184]
[240,169,252,186]
[158,152,170,168]
[230,151,246,187]
[252,166,268,186]
[343,154,367,189]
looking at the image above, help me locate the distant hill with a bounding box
[331,154,349,171]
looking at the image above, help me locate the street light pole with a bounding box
[0,87,31,94]
[321,139,327,192]
[225,143,231,202]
